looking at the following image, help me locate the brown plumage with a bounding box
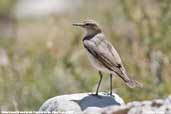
[73,19,143,95]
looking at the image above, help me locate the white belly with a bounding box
[86,50,112,73]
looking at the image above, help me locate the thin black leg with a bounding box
[110,74,112,96]
[96,71,103,95]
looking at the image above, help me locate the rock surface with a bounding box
[39,92,124,113]
[101,95,171,114]
[39,93,171,114]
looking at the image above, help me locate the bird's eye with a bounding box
[85,23,90,26]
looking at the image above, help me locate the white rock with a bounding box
[39,92,124,113]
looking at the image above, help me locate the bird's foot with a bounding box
[105,92,115,98]
[89,93,102,98]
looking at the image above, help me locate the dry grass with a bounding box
[0,0,171,110]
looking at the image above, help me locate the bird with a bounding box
[73,19,143,96]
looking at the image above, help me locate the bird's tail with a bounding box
[126,79,143,88]
[115,67,143,88]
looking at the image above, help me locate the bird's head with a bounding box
[73,19,102,35]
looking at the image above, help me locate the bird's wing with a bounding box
[83,33,131,82]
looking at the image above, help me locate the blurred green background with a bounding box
[0,0,171,111]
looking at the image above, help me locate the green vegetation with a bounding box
[0,0,171,110]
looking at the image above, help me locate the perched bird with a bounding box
[73,19,143,96]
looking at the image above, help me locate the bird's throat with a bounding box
[83,29,101,41]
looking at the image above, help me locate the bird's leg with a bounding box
[95,71,103,95]
[110,73,113,96]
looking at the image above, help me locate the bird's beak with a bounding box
[72,23,84,27]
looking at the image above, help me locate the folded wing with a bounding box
[83,34,143,88]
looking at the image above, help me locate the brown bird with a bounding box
[73,19,143,96]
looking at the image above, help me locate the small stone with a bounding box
[151,99,163,107]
